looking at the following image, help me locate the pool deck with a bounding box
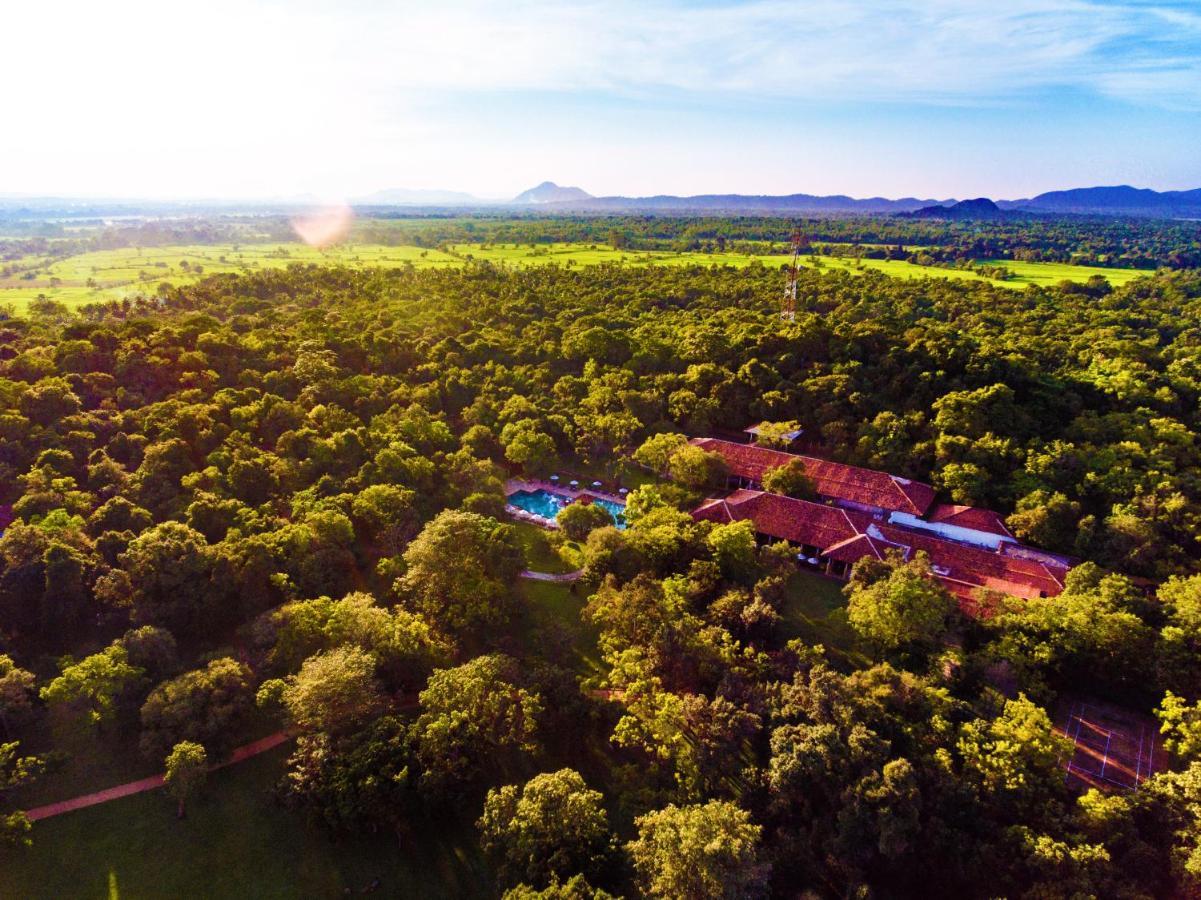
[504,478,628,529]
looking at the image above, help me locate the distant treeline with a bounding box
[4,213,1198,270]
[358,214,1201,269]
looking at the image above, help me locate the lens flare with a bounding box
[290,203,353,248]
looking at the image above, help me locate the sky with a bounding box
[3,0,1200,201]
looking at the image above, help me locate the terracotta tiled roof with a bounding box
[690,438,936,516]
[871,523,1064,601]
[927,503,1014,538]
[691,489,1066,608]
[692,489,864,550]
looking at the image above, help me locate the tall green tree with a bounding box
[478,768,613,889]
[627,800,769,899]
[163,741,208,819]
[398,510,524,638]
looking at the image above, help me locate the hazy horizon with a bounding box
[3,0,1199,201]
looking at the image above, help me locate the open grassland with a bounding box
[0,240,1157,314]
[2,746,492,900]
[0,243,457,314]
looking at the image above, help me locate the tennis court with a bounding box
[1058,699,1161,792]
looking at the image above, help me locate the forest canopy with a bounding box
[3,250,1201,896]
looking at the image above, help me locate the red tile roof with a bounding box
[690,489,1065,609]
[692,489,866,550]
[870,523,1065,601]
[690,438,936,516]
[926,503,1014,538]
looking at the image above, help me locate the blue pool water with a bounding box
[509,489,626,529]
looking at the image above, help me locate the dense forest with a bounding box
[4,258,1201,896]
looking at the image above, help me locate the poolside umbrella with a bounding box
[592,481,602,488]
[549,474,559,482]
[569,480,579,488]
[618,488,629,495]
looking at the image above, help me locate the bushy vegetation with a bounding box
[2,248,1201,895]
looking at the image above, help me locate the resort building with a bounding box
[689,437,937,517]
[688,438,1073,612]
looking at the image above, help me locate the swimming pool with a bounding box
[508,489,627,529]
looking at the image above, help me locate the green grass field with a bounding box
[0,240,1157,314]
[1,745,491,900]
[777,569,865,663]
[513,521,578,575]
[0,243,457,314]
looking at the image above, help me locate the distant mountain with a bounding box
[513,182,593,204]
[354,188,482,206]
[1000,185,1201,217]
[908,198,1008,220]
[532,192,949,214]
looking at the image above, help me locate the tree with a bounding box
[280,715,416,834]
[626,800,769,899]
[760,459,817,500]
[556,502,614,541]
[122,521,214,633]
[846,552,954,653]
[0,655,35,737]
[399,510,524,638]
[633,433,688,478]
[117,625,178,679]
[281,646,385,736]
[350,484,419,553]
[503,875,617,900]
[163,741,208,819]
[1,741,44,848]
[705,520,758,582]
[1006,490,1082,551]
[478,768,613,888]
[957,694,1069,808]
[40,645,143,729]
[502,422,558,476]
[1158,692,1201,762]
[411,654,542,796]
[19,377,80,426]
[139,657,253,759]
[668,446,728,492]
[751,421,801,449]
[622,485,669,524]
[613,688,761,799]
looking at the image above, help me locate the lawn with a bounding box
[512,521,578,574]
[0,240,1158,314]
[1,745,492,900]
[517,579,603,678]
[777,569,864,662]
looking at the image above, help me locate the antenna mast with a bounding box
[780,230,806,321]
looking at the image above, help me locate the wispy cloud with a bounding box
[327,0,1201,108]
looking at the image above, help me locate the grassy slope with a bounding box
[0,240,1157,313]
[777,569,864,663]
[1,745,491,900]
[513,521,577,574]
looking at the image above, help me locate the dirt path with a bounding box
[23,730,294,822]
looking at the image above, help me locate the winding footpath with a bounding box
[519,568,583,583]
[23,730,294,822]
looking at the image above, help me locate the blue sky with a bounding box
[3,0,1199,200]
